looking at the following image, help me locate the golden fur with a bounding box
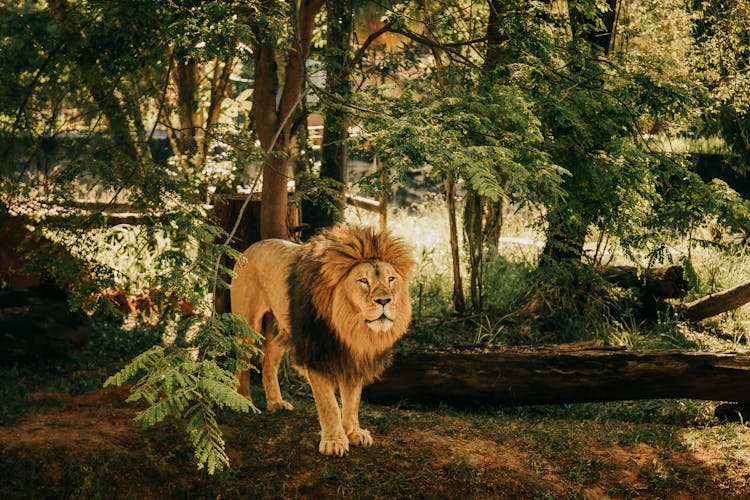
[231,225,414,456]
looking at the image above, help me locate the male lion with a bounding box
[231,225,414,456]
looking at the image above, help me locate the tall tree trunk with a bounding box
[421,0,465,312]
[458,0,511,309]
[173,57,200,177]
[463,191,483,310]
[253,42,286,240]
[542,0,619,262]
[485,199,504,248]
[253,0,324,240]
[485,0,509,69]
[306,0,353,231]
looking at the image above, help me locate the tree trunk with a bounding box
[253,39,287,240]
[463,190,484,310]
[364,343,750,408]
[484,198,504,248]
[541,0,620,262]
[260,155,292,240]
[542,206,587,262]
[306,0,353,231]
[485,0,510,69]
[451,0,511,310]
[445,172,466,312]
[174,57,200,174]
[253,0,324,240]
[378,158,388,232]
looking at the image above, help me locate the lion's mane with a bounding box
[288,225,414,383]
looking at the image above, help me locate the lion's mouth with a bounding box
[365,314,394,331]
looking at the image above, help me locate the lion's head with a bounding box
[292,225,414,366]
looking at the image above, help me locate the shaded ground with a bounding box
[1,380,749,499]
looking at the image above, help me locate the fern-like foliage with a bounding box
[105,313,262,473]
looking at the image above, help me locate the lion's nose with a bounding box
[374,297,391,306]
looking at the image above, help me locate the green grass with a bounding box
[646,134,732,155]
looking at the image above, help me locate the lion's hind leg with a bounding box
[340,380,372,447]
[231,289,267,401]
[261,314,294,411]
[235,302,265,401]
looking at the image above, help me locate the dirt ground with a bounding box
[1,383,749,499]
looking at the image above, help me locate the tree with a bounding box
[542,0,627,262]
[251,0,324,240]
[303,0,354,231]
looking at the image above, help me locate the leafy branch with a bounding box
[105,313,262,474]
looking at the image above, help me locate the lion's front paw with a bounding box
[266,400,294,412]
[347,427,373,447]
[319,434,349,456]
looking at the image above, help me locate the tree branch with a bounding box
[350,22,395,68]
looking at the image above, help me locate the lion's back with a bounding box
[231,239,300,333]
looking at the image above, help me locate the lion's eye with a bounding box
[388,276,396,283]
[358,278,369,285]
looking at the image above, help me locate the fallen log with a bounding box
[363,343,750,409]
[598,265,690,300]
[599,266,750,322]
[683,280,750,322]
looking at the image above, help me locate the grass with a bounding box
[2,350,748,498]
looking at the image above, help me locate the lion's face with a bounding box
[297,225,414,363]
[326,258,412,358]
[345,261,402,333]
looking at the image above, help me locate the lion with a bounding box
[231,224,414,456]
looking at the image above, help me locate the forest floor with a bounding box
[2,321,750,499]
[2,371,750,498]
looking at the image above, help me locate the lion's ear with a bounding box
[317,254,356,288]
[378,234,415,279]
